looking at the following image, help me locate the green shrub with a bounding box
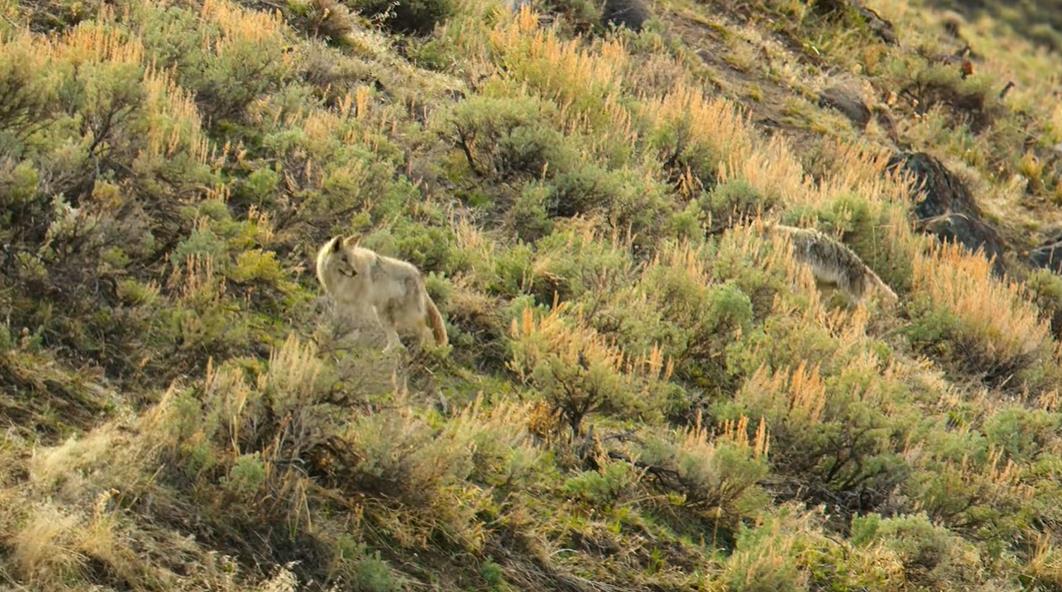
[509,305,673,432]
[352,549,400,592]
[563,462,636,508]
[510,182,555,241]
[852,513,980,588]
[636,426,769,530]
[0,37,58,143]
[238,167,281,206]
[480,560,506,590]
[224,452,267,498]
[551,164,672,240]
[722,511,807,592]
[440,94,572,180]
[715,355,909,514]
[529,220,634,303]
[983,406,1059,463]
[604,242,753,390]
[696,179,774,228]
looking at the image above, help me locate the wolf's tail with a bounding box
[425,296,449,347]
[864,266,899,304]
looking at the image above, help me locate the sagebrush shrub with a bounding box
[440,94,571,180]
[509,304,673,432]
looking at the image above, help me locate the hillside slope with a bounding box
[2,0,1062,589]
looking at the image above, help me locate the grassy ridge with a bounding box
[2,0,1062,589]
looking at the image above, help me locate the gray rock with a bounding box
[818,85,872,129]
[888,151,1007,274]
[603,0,650,32]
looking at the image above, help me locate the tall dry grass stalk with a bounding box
[715,413,770,459]
[743,362,828,425]
[262,334,324,415]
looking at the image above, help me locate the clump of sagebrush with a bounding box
[908,241,1052,387]
[509,303,675,433]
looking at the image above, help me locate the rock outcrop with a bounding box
[888,152,1006,272]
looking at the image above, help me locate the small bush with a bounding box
[529,220,634,303]
[982,406,1059,463]
[510,182,554,241]
[563,461,637,508]
[636,416,769,530]
[223,452,267,498]
[909,242,1051,385]
[604,242,753,389]
[440,94,571,180]
[480,560,506,590]
[352,550,400,592]
[509,304,673,433]
[696,179,774,228]
[851,513,981,589]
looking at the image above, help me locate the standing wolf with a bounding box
[768,224,899,305]
[316,236,448,351]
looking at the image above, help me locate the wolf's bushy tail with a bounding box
[865,267,899,303]
[425,296,448,346]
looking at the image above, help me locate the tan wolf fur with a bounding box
[766,223,899,305]
[316,236,448,351]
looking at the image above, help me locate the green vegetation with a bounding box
[2,0,1062,589]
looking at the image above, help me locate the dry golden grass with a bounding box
[741,362,827,426]
[142,66,211,164]
[510,303,672,385]
[9,504,85,583]
[58,15,145,65]
[28,427,119,495]
[201,0,289,49]
[912,241,1051,368]
[262,333,324,414]
[1028,536,1062,588]
[489,7,627,115]
[715,414,770,459]
[644,85,807,203]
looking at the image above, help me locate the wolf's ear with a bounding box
[343,235,359,247]
[330,236,343,252]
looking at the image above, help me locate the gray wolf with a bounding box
[769,224,899,305]
[316,236,448,351]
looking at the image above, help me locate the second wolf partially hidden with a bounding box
[316,236,448,351]
[768,224,899,305]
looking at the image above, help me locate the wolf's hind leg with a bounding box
[382,325,404,352]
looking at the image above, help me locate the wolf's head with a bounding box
[316,235,369,297]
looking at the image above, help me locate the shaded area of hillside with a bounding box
[930,0,1062,51]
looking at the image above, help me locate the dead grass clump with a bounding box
[8,503,86,584]
[910,241,1051,383]
[488,6,628,132]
